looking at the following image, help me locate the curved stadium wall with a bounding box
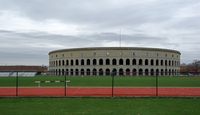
[48,47,181,76]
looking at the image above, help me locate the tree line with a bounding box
[181,60,200,75]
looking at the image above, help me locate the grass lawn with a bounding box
[0,76,200,87]
[0,97,200,115]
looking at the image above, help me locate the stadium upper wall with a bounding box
[49,47,181,55]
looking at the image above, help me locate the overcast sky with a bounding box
[0,0,200,65]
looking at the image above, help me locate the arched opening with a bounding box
[81,59,84,65]
[75,69,79,75]
[76,59,79,65]
[105,69,110,75]
[145,59,148,65]
[145,69,149,76]
[112,68,117,76]
[151,69,154,76]
[139,69,143,76]
[71,60,74,66]
[156,60,159,66]
[106,59,110,65]
[161,69,164,76]
[119,68,124,76]
[172,69,174,76]
[175,69,177,76]
[139,59,143,65]
[55,69,58,75]
[165,60,168,66]
[165,69,168,76]
[151,59,154,66]
[112,59,117,65]
[119,59,123,65]
[62,60,65,66]
[126,59,130,65]
[93,59,97,65]
[58,69,61,76]
[66,60,69,66]
[81,69,84,75]
[87,59,90,65]
[169,60,171,66]
[86,69,90,76]
[70,69,73,76]
[66,69,69,76]
[169,69,171,76]
[55,61,58,66]
[132,59,136,65]
[156,69,159,76]
[161,60,163,66]
[62,69,65,76]
[99,59,103,65]
[59,60,61,66]
[99,69,103,76]
[132,69,137,76]
[126,68,130,76]
[93,69,97,76]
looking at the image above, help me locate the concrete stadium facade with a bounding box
[48,47,181,76]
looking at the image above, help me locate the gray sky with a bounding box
[0,0,200,65]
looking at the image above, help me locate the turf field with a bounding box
[1,76,200,97]
[0,76,200,87]
[0,97,200,115]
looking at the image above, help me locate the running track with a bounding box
[0,87,200,97]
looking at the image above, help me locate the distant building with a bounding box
[49,47,181,76]
[0,65,47,77]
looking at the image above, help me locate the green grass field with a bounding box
[0,76,200,87]
[1,76,200,115]
[0,97,200,115]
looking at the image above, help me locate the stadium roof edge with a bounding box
[49,47,181,55]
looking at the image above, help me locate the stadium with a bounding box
[48,47,181,76]
[1,47,200,115]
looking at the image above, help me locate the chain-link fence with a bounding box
[0,71,200,97]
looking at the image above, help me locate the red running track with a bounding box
[0,87,200,97]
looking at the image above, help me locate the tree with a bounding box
[190,60,200,74]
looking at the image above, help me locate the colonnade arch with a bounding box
[54,68,179,76]
[51,58,180,67]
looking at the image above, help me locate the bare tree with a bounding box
[190,60,200,74]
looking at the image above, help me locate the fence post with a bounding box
[111,72,115,97]
[64,71,67,96]
[156,73,158,96]
[16,71,19,96]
